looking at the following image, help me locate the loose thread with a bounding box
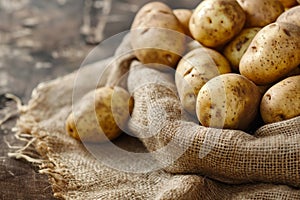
[0,110,18,126]
[5,136,36,152]
[5,93,23,111]
[0,93,23,126]
[15,132,34,142]
[8,152,43,164]
[3,136,24,149]
[7,134,44,164]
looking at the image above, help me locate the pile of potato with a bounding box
[66,0,300,142]
[130,0,300,130]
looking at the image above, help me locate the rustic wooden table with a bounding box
[0,0,199,199]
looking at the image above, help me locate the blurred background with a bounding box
[0,0,200,199]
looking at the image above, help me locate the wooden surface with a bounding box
[0,0,199,199]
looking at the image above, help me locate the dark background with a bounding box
[0,0,200,199]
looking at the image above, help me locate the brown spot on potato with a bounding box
[216,109,222,118]
[191,17,195,25]
[183,66,193,77]
[283,28,291,37]
[68,126,74,133]
[164,54,172,64]
[251,46,257,51]
[158,10,170,15]
[277,114,286,120]
[141,28,149,35]
[207,17,212,24]
[236,37,249,51]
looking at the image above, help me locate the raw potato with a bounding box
[286,65,300,77]
[176,47,231,115]
[237,0,284,27]
[258,84,272,95]
[130,2,185,68]
[189,0,246,48]
[186,40,202,52]
[173,9,193,37]
[196,73,261,130]
[278,0,297,7]
[223,27,261,71]
[260,75,300,124]
[277,5,300,27]
[66,86,133,143]
[239,22,300,85]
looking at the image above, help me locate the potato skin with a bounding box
[173,9,193,37]
[223,27,261,71]
[278,0,297,8]
[239,22,300,85]
[66,86,133,143]
[130,2,185,68]
[277,5,300,27]
[196,73,261,130]
[189,0,246,48]
[176,47,231,115]
[237,0,284,27]
[260,75,300,123]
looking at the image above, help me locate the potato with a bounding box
[278,0,297,8]
[130,2,185,68]
[186,40,202,52]
[239,22,300,85]
[237,0,284,27]
[66,86,133,143]
[196,73,261,130]
[173,9,193,37]
[277,5,300,27]
[286,65,300,76]
[176,47,231,115]
[260,75,300,124]
[223,27,261,71]
[258,84,272,95]
[189,0,246,48]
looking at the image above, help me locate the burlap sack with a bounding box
[15,34,300,199]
